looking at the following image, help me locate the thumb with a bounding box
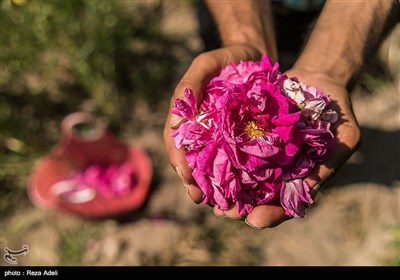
[164,52,222,204]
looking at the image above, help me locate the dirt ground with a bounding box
[1,2,399,267]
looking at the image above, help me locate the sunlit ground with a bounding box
[1,0,399,266]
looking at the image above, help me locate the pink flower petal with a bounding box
[280,179,313,218]
[171,98,194,120]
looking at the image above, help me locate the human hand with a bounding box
[164,52,361,229]
[163,45,266,204]
[234,0,396,229]
[213,68,361,229]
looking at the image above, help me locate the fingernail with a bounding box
[313,183,322,192]
[186,184,194,200]
[170,164,177,172]
[186,184,204,204]
[169,115,185,129]
[328,167,336,178]
[176,167,191,186]
[245,218,265,230]
[214,206,226,218]
[310,182,326,199]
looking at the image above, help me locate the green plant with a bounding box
[0,0,191,215]
[389,226,400,266]
[58,224,101,265]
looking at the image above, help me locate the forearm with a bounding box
[205,0,278,61]
[294,0,399,87]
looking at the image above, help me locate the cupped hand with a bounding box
[238,68,362,229]
[164,54,361,230]
[163,45,265,204]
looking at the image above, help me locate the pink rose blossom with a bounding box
[280,179,313,218]
[171,54,337,218]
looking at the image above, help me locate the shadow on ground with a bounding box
[329,127,400,188]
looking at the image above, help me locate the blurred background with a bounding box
[1,0,399,266]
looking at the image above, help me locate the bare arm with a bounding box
[164,1,279,203]
[294,0,399,87]
[205,0,278,61]
[244,0,399,229]
[288,0,400,189]
[164,0,399,229]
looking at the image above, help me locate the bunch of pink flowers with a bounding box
[52,163,137,204]
[171,55,338,218]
